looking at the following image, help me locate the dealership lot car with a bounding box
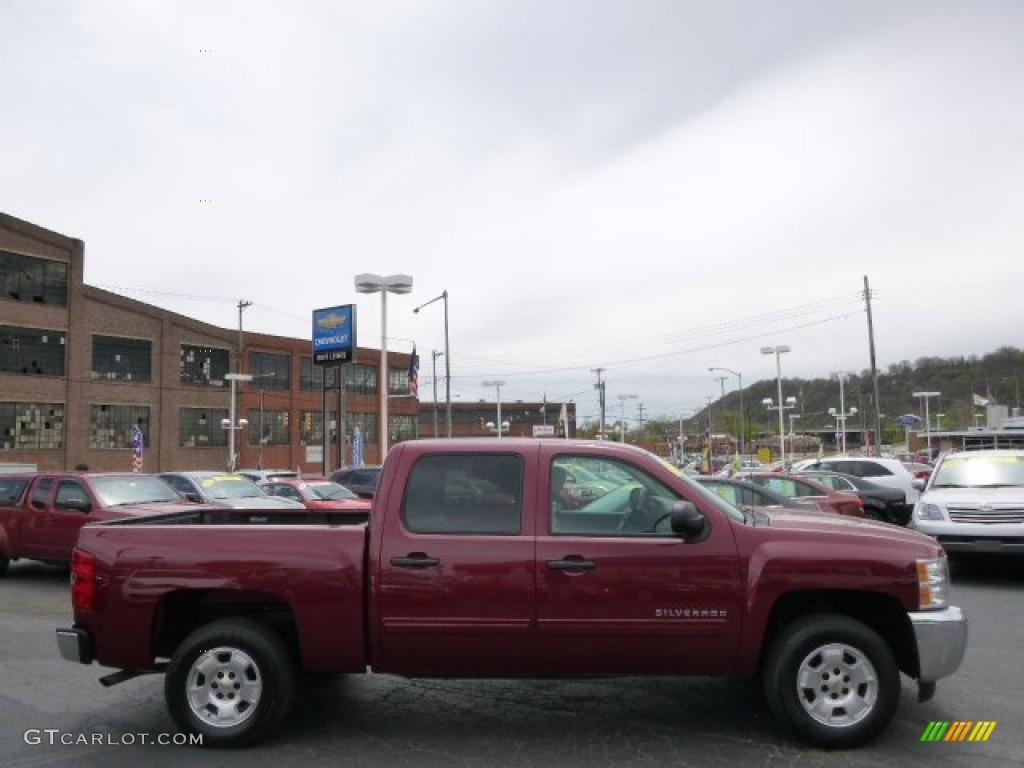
[795,470,910,525]
[158,471,305,509]
[912,449,1024,555]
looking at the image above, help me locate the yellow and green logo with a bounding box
[921,721,997,742]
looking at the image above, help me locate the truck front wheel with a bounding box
[165,619,296,747]
[762,614,900,748]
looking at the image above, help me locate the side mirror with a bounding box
[184,492,202,503]
[912,478,926,492]
[670,501,708,541]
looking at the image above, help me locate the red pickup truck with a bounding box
[56,439,967,749]
[0,472,202,574]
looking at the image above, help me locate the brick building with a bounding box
[0,213,416,472]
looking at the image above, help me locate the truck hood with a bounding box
[758,508,941,552]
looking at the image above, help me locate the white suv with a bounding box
[800,456,922,504]
[912,449,1024,555]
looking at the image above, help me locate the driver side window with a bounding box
[549,455,678,536]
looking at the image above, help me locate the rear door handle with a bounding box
[391,554,440,569]
[546,557,596,572]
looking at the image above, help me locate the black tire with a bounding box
[0,551,9,577]
[762,614,900,749]
[165,619,296,748]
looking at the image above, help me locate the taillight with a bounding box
[70,549,96,611]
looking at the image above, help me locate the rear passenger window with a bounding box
[0,477,29,503]
[402,454,522,535]
[857,461,892,478]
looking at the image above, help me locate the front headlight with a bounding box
[917,503,945,521]
[917,556,950,610]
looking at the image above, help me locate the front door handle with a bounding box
[546,557,596,572]
[391,554,440,569]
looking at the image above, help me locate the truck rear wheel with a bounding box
[762,614,900,748]
[0,552,8,576]
[165,619,296,747]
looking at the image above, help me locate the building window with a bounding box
[249,352,290,390]
[89,405,149,449]
[0,402,64,450]
[247,408,289,445]
[92,335,152,382]
[388,366,411,396]
[391,414,417,443]
[180,344,230,387]
[346,364,377,395]
[0,326,66,376]
[179,407,228,447]
[300,358,345,391]
[0,251,68,306]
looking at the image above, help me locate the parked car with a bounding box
[59,438,967,749]
[262,478,371,518]
[157,471,305,509]
[0,472,203,574]
[695,476,823,514]
[794,469,910,525]
[736,472,867,518]
[235,469,300,484]
[912,449,1024,555]
[329,466,383,498]
[798,457,923,504]
[902,462,935,484]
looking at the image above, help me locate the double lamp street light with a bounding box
[355,273,414,459]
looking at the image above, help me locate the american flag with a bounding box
[408,345,420,398]
[131,425,144,473]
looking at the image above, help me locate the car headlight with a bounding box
[916,503,945,521]
[917,556,950,610]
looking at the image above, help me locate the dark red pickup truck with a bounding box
[57,439,967,749]
[0,472,202,574]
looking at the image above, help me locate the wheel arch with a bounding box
[759,589,919,678]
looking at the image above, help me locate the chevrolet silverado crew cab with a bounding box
[57,439,967,749]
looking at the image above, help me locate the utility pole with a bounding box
[431,350,442,437]
[637,402,645,437]
[235,299,252,469]
[592,368,606,440]
[864,276,882,455]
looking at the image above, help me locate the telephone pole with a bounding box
[592,368,606,440]
[864,276,882,454]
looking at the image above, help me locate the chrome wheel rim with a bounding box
[795,642,878,727]
[185,646,262,728]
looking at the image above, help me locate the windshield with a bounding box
[200,476,268,499]
[931,454,1024,488]
[92,475,185,506]
[305,481,359,500]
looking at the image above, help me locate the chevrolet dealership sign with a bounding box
[312,305,356,365]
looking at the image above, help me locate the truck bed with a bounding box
[71,509,369,674]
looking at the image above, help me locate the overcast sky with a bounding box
[3,0,1023,425]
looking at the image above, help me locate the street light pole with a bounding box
[760,346,791,465]
[709,366,744,459]
[413,290,451,437]
[617,393,638,443]
[355,273,414,460]
[913,390,941,458]
[224,372,252,471]
[482,380,506,437]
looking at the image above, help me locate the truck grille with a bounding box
[948,505,1024,524]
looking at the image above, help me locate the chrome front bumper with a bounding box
[909,606,967,683]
